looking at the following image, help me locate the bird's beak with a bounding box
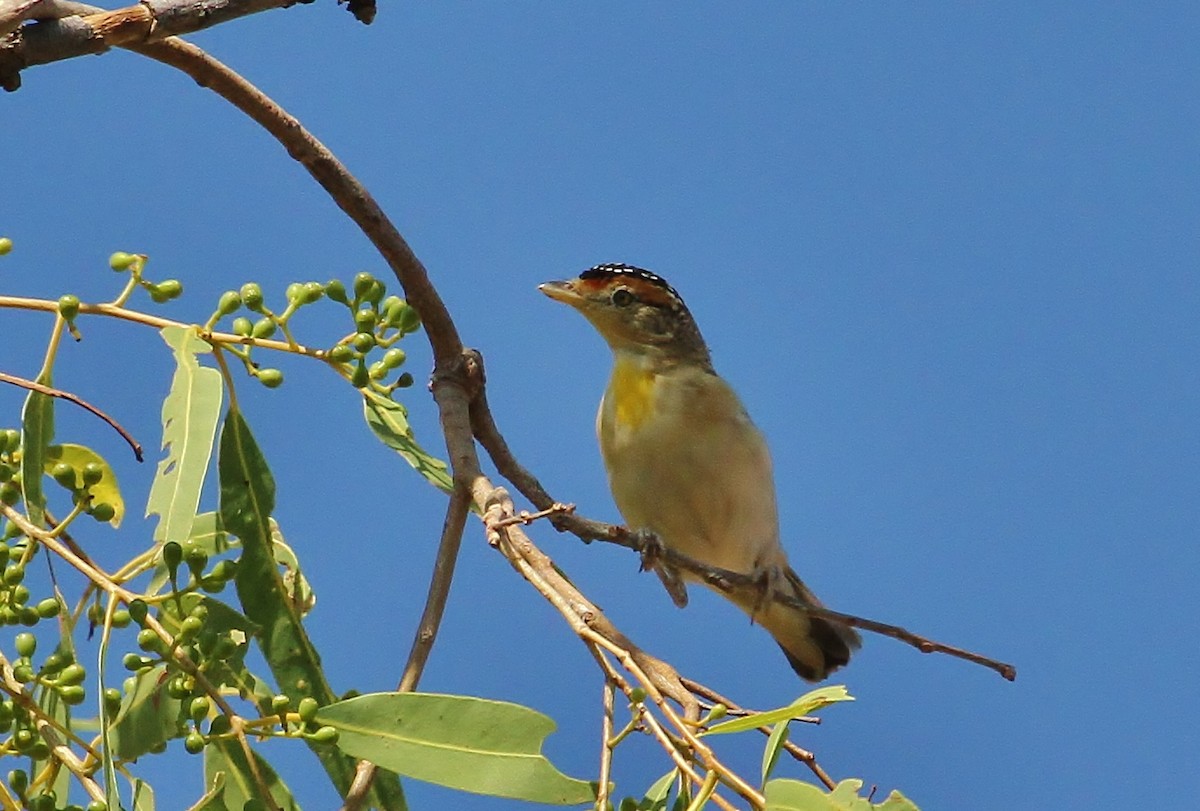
[539,279,583,306]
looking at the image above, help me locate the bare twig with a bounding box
[0,370,143,461]
[342,485,471,810]
[596,680,615,811]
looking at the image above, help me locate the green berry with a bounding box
[188,602,209,623]
[7,769,28,795]
[147,284,171,304]
[87,801,109,811]
[57,294,80,321]
[285,282,303,303]
[352,272,374,299]
[136,628,161,653]
[179,616,204,640]
[216,290,240,315]
[10,584,27,605]
[3,564,24,585]
[110,609,131,628]
[185,545,209,577]
[0,481,20,506]
[209,559,238,581]
[127,599,148,625]
[350,362,369,388]
[302,281,324,303]
[12,663,34,683]
[309,725,339,744]
[81,462,104,487]
[183,731,206,754]
[328,344,354,364]
[14,632,35,658]
[36,598,61,619]
[240,283,264,312]
[162,540,183,573]
[0,237,12,255]
[397,304,422,334]
[251,318,277,339]
[232,316,253,337]
[189,696,211,721]
[158,280,184,300]
[58,663,86,686]
[258,369,284,389]
[51,462,77,489]
[18,607,38,626]
[122,653,150,671]
[89,502,116,523]
[0,545,7,567]
[103,688,122,717]
[60,685,86,705]
[368,362,387,381]
[354,308,377,333]
[109,252,136,271]
[382,348,407,369]
[352,331,376,352]
[297,697,319,724]
[363,280,385,306]
[380,296,404,323]
[167,675,191,699]
[1,429,19,452]
[270,694,290,714]
[325,279,348,304]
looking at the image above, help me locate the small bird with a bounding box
[540,263,860,680]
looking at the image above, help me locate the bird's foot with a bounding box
[747,563,786,625]
[631,528,689,608]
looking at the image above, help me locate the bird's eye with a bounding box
[611,288,635,307]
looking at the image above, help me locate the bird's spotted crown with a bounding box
[580,263,683,306]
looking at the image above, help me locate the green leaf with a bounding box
[765,779,922,811]
[219,408,406,809]
[45,443,125,527]
[705,686,854,736]
[316,692,594,805]
[185,773,226,811]
[34,685,71,800]
[109,664,186,761]
[204,736,299,811]
[130,776,156,811]
[641,770,676,811]
[761,720,790,784]
[20,388,54,526]
[146,325,223,542]
[362,389,453,493]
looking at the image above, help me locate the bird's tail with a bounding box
[752,568,861,681]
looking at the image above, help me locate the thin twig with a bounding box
[342,485,471,811]
[596,680,615,811]
[0,370,143,461]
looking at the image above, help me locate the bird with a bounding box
[540,263,860,680]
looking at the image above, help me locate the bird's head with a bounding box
[540,264,711,366]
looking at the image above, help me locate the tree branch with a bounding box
[0,370,143,461]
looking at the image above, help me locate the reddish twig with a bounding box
[0,370,143,461]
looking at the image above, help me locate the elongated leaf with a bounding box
[146,325,223,542]
[219,409,406,809]
[45,443,124,527]
[762,720,790,784]
[205,736,299,811]
[705,686,854,736]
[34,685,71,799]
[362,389,453,493]
[641,770,676,811]
[109,665,186,761]
[765,779,922,811]
[130,776,156,811]
[20,388,54,526]
[186,773,227,811]
[316,692,594,805]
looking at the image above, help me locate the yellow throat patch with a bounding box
[608,356,657,432]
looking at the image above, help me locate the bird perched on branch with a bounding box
[540,263,860,680]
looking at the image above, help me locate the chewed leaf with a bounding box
[317,692,594,805]
[45,443,124,527]
[145,325,223,542]
[362,389,453,493]
[765,779,922,811]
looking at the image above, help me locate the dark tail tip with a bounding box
[779,616,860,681]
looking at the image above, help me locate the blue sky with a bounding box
[4,3,1199,809]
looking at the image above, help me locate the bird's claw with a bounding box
[747,563,785,624]
[632,528,689,608]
